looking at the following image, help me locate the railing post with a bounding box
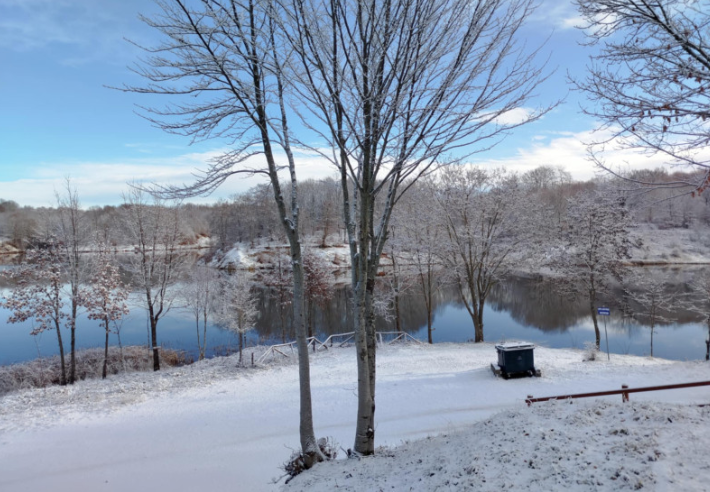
[622,384,629,402]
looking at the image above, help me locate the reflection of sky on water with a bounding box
[0,293,247,366]
[417,301,708,361]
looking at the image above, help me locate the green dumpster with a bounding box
[492,342,541,378]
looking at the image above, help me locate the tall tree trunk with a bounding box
[291,256,320,465]
[589,299,601,350]
[427,306,433,344]
[650,324,654,358]
[103,318,110,379]
[391,248,401,333]
[70,323,76,384]
[151,318,160,371]
[195,315,202,361]
[279,294,286,344]
[474,302,485,343]
[201,309,208,361]
[426,264,433,344]
[146,290,161,371]
[353,277,375,455]
[394,292,401,333]
[239,330,243,365]
[69,319,76,384]
[54,319,67,385]
[589,299,602,350]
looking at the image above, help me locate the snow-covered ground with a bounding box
[629,224,710,264]
[214,240,351,273]
[1,343,709,492]
[211,224,710,275]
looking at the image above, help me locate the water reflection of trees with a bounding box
[487,278,589,332]
[5,258,709,344]
[251,266,710,343]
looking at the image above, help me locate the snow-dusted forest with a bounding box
[3,0,710,489]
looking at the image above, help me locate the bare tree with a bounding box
[522,165,573,227]
[626,272,675,358]
[684,271,710,361]
[302,251,333,340]
[83,245,130,379]
[262,252,293,343]
[287,0,552,455]
[121,189,184,371]
[436,167,535,342]
[125,0,324,465]
[382,224,416,335]
[55,179,86,384]
[182,264,218,361]
[574,0,710,193]
[549,189,633,349]
[215,272,258,365]
[398,182,443,344]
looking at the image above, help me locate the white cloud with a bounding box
[0,148,337,208]
[471,127,699,180]
[492,107,535,126]
[5,126,707,208]
[529,0,581,30]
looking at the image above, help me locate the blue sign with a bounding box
[597,307,610,316]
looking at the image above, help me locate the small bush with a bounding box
[583,341,599,361]
[283,437,338,484]
[0,346,191,396]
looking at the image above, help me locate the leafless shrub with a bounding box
[0,346,190,396]
[283,437,338,484]
[584,341,600,362]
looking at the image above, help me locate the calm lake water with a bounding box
[1,266,709,365]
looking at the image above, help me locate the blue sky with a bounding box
[0,0,665,207]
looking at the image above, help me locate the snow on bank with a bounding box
[288,400,710,491]
[630,224,710,265]
[0,343,708,492]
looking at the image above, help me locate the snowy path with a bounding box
[1,344,709,492]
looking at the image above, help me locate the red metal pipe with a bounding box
[526,380,710,406]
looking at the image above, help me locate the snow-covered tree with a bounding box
[397,181,443,343]
[216,273,258,365]
[626,273,675,358]
[262,253,293,343]
[127,0,324,465]
[684,271,710,361]
[1,243,68,384]
[181,264,218,361]
[436,167,536,342]
[55,179,88,384]
[574,0,710,194]
[302,252,332,340]
[381,224,416,335]
[121,188,185,371]
[83,247,130,379]
[549,190,633,349]
[288,0,552,455]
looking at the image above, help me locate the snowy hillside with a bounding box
[1,343,708,492]
[288,400,710,491]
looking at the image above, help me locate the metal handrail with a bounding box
[376,331,423,345]
[320,332,356,348]
[526,380,710,406]
[256,330,421,363]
